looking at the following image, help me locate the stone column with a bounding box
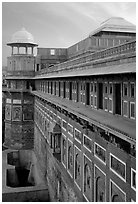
[17,46,19,54]
[12,46,13,55]
[26,46,28,54]
[31,47,33,55]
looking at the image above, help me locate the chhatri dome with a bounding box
[7,27,38,46]
[7,27,38,55]
[11,27,34,44]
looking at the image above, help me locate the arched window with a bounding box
[96,176,100,201]
[68,145,73,170]
[95,176,105,202]
[112,194,119,202]
[84,164,91,193]
[75,153,80,180]
[62,138,66,164]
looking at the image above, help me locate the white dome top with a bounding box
[11,27,34,44]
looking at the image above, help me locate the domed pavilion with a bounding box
[7,27,38,55]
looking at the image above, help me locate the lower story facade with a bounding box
[33,94,136,202]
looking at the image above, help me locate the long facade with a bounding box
[3,17,136,202]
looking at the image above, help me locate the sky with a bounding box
[2,1,136,66]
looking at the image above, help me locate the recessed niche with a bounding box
[6,168,34,188]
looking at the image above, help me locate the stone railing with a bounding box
[6,70,35,77]
[36,40,136,75]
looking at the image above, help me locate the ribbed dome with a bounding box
[11,27,34,43]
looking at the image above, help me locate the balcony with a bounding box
[32,90,136,145]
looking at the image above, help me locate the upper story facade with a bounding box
[32,17,136,151]
[35,17,136,73]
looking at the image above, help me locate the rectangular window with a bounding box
[130,83,135,98]
[91,95,93,106]
[94,96,97,108]
[123,83,128,97]
[109,98,112,113]
[91,83,93,92]
[13,99,21,104]
[123,101,128,117]
[94,83,97,93]
[74,128,81,143]
[130,102,135,119]
[110,153,126,181]
[104,98,108,111]
[109,83,113,94]
[94,143,106,164]
[50,49,55,55]
[131,168,136,191]
[62,119,67,131]
[81,94,83,103]
[83,134,92,152]
[105,84,108,94]
[83,94,85,105]
[68,123,73,136]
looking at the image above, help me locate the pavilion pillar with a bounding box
[31,47,33,55]
[26,46,28,54]
[17,46,19,54]
[11,46,13,55]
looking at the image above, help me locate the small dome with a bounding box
[11,27,34,43]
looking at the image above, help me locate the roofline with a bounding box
[89,25,136,36]
[7,42,38,47]
[34,62,136,79]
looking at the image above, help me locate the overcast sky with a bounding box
[2,2,136,66]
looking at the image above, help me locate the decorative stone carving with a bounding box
[5,104,11,120]
[5,123,11,138]
[12,106,22,121]
[12,124,22,134]
[22,125,34,134]
[23,106,33,121]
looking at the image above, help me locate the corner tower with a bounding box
[4,28,38,149]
